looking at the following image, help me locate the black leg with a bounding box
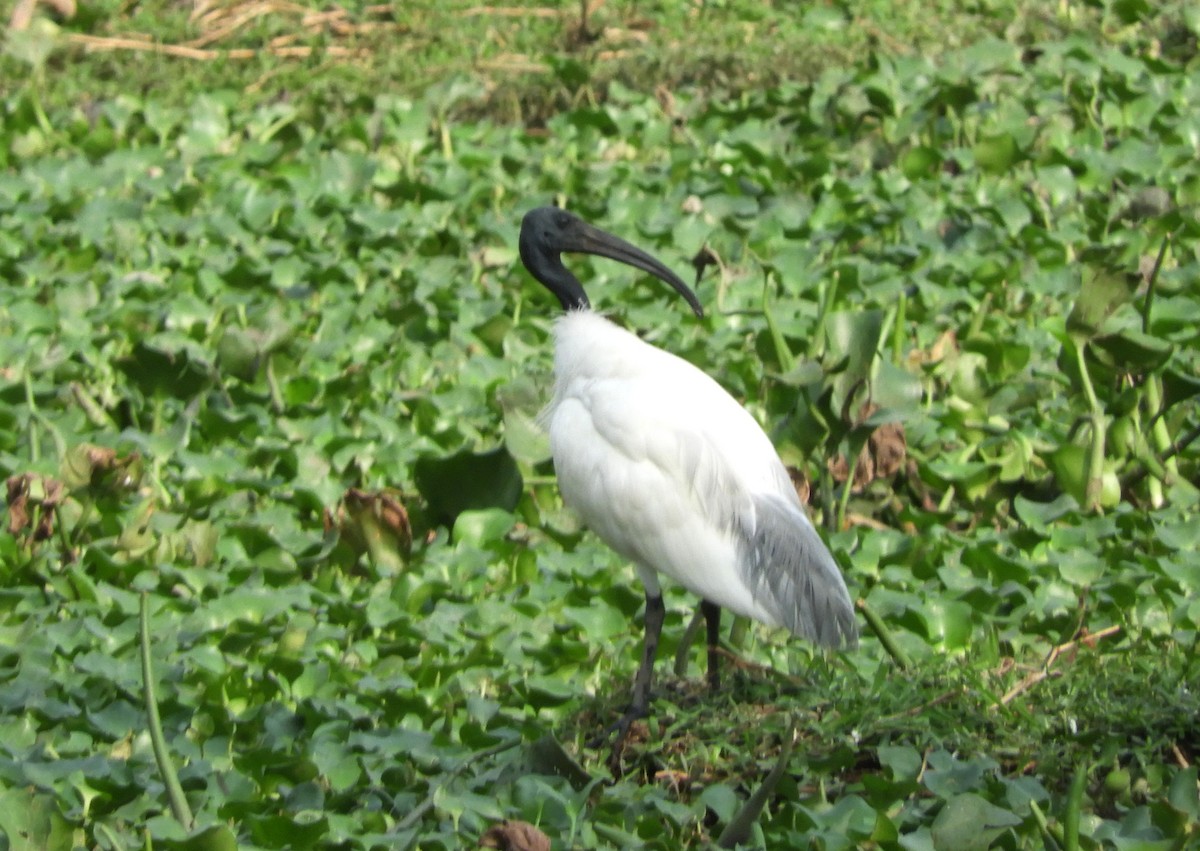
[701,600,721,690]
[601,592,666,754]
[630,592,666,715]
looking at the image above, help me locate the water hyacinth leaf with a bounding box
[497,378,552,465]
[871,361,923,412]
[699,784,740,823]
[243,812,329,850]
[159,824,240,851]
[878,745,924,781]
[0,786,75,851]
[776,359,826,388]
[900,146,941,180]
[1066,268,1139,341]
[1089,329,1173,373]
[825,308,885,413]
[1055,550,1106,585]
[1110,0,1152,24]
[1122,186,1172,222]
[1166,767,1199,818]
[931,793,1022,851]
[118,340,211,398]
[414,446,523,528]
[917,599,973,649]
[452,508,515,547]
[920,761,993,806]
[524,735,593,791]
[5,19,60,73]
[216,327,264,380]
[1160,367,1200,412]
[1155,518,1200,552]
[972,134,1020,174]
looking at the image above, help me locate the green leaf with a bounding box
[0,787,74,851]
[452,508,515,547]
[160,824,240,851]
[973,134,1020,174]
[901,146,942,180]
[4,18,59,71]
[1110,0,1151,24]
[1049,444,1089,506]
[1167,767,1199,818]
[525,734,594,791]
[825,308,885,415]
[878,745,924,781]
[918,600,974,649]
[931,793,1022,851]
[1066,268,1138,341]
[1090,329,1173,373]
[414,446,523,528]
[498,378,552,465]
[1161,367,1200,412]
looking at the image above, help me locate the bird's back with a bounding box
[547,312,857,648]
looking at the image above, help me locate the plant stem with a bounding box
[266,354,285,414]
[761,273,795,374]
[140,592,194,830]
[674,608,704,677]
[892,288,906,364]
[1062,763,1088,851]
[716,721,797,848]
[857,598,912,669]
[836,455,856,532]
[1072,338,1106,511]
[1140,234,1170,335]
[24,367,40,464]
[1145,376,1181,479]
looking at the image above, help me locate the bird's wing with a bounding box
[731,491,859,648]
[667,415,858,648]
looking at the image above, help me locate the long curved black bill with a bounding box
[561,220,704,319]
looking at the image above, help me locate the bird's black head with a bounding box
[518,206,703,317]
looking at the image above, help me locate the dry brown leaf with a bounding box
[478,820,551,851]
[829,403,908,493]
[5,475,31,535]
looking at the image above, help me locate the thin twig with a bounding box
[845,512,892,531]
[66,32,362,59]
[879,688,963,722]
[458,6,559,17]
[1000,625,1121,705]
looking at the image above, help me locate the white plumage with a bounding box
[547,311,855,645]
[517,206,856,746]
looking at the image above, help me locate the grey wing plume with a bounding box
[736,492,858,648]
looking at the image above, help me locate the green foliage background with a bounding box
[1,1,1198,848]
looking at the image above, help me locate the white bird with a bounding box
[518,206,857,745]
